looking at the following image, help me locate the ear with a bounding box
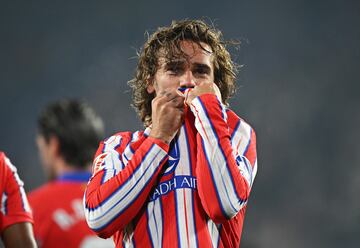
[36,135,59,168]
[146,79,155,94]
[48,136,61,158]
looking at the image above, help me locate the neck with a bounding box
[54,158,91,176]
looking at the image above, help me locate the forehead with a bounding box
[157,40,213,65]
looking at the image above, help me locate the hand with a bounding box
[149,89,185,144]
[185,82,222,105]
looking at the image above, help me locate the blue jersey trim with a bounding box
[57,171,92,182]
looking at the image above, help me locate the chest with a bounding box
[164,124,197,177]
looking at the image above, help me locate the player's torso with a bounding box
[29,182,114,248]
[117,118,224,248]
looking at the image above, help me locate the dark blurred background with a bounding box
[1,0,359,247]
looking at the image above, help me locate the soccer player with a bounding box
[0,151,37,247]
[84,19,258,248]
[28,100,113,248]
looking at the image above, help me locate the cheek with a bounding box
[155,75,179,91]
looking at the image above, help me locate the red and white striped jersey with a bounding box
[84,94,257,248]
[0,151,33,233]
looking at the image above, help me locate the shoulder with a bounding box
[0,151,10,172]
[0,152,5,192]
[226,109,256,136]
[0,151,5,174]
[99,130,146,152]
[0,152,21,182]
[27,183,57,203]
[0,151,4,163]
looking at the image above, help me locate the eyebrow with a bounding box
[163,60,211,72]
[163,60,186,70]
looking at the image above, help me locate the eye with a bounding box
[166,65,183,76]
[167,67,180,75]
[195,68,208,75]
[193,65,211,77]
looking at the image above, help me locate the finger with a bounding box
[173,99,185,108]
[165,97,184,109]
[167,92,185,102]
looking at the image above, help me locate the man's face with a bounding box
[147,40,215,94]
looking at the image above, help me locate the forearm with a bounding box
[84,136,169,238]
[2,222,37,248]
[191,94,252,222]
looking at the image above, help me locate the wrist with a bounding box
[149,130,172,144]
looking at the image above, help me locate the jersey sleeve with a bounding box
[0,152,33,232]
[83,132,170,238]
[189,94,258,223]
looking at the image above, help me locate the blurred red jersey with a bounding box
[0,151,33,232]
[28,172,113,248]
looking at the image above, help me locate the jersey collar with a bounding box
[57,171,92,182]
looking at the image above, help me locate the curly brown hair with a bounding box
[128,19,239,127]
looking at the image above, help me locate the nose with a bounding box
[179,70,196,88]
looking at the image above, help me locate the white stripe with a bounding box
[177,126,197,248]
[122,131,140,166]
[190,98,246,216]
[175,188,188,248]
[237,156,253,187]
[207,218,220,248]
[231,121,256,187]
[146,199,163,247]
[86,145,167,230]
[4,157,31,212]
[123,145,133,166]
[220,101,228,123]
[174,126,191,248]
[184,189,197,247]
[132,131,140,142]
[1,193,7,215]
[147,201,157,247]
[102,136,123,183]
[144,127,151,136]
[154,199,163,246]
[232,121,251,157]
[230,121,242,157]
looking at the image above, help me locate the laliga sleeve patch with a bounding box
[92,152,108,175]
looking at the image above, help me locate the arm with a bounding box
[84,89,185,238]
[0,152,36,247]
[84,133,169,238]
[2,222,37,248]
[190,93,257,223]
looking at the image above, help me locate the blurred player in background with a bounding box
[28,99,113,248]
[0,151,37,247]
[84,19,258,247]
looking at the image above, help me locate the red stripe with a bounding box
[244,128,257,167]
[133,212,153,247]
[161,192,179,248]
[191,102,211,142]
[196,133,225,222]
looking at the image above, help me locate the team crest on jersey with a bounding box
[92,152,108,175]
[164,140,180,174]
